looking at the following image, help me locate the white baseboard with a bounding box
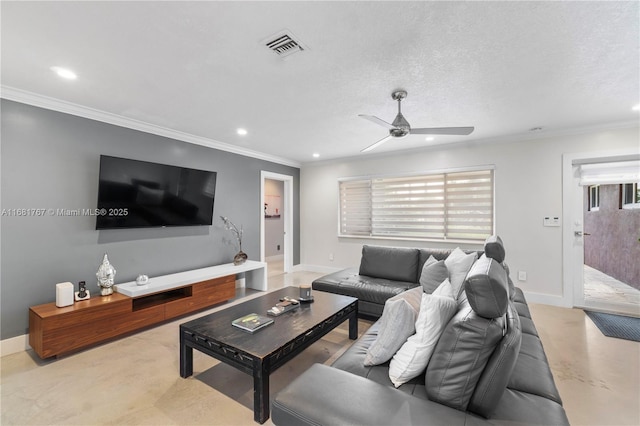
[293,264,343,274]
[522,290,571,308]
[1,334,30,357]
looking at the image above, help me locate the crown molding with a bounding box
[1,86,301,168]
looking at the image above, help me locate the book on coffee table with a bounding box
[232,313,274,333]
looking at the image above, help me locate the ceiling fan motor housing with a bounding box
[390,90,410,137]
[391,113,410,137]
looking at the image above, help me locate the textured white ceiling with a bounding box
[2,1,638,165]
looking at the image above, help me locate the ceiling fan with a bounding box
[359,90,474,152]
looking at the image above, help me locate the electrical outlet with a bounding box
[518,271,527,281]
[329,253,334,261]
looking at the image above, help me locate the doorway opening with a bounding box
[563,151,640,317]
[260,171,293,278]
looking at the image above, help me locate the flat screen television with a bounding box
[96,155,217,229]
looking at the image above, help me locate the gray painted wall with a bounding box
[0,100,300,339]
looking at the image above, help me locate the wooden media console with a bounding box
[28,261,267,358]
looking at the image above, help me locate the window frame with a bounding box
[338,165,495,244]
[621,182,640,210]
[588,185,600,212]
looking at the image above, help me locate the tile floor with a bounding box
[584,264,640,305]
[1,266,639,425]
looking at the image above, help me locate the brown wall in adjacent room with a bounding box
[584,184,640,290]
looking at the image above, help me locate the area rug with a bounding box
[584,311,640,342]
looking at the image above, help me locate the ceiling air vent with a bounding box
[262,30,307,59]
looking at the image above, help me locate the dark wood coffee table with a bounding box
[179,286,358,423]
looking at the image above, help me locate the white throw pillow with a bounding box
[445,247,478,299]
[364,286,422,366]
[388,291,458,387]
[432,278,454,299]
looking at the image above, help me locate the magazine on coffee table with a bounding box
[232,313,274,333]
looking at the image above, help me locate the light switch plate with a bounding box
[543,216,561,227]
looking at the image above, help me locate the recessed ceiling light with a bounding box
[236,128,248,136]
[50,66,77,80]
[633,104,640,111]
[425,137,435,142]
[312,153,320,158]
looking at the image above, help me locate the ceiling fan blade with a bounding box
[410,126,475,135]
[361,135,392,153]
[358,114,396,130]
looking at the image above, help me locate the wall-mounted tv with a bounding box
[96,155,217,230]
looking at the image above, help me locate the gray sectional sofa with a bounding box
[312,245,483,318]
[272,240,569,425]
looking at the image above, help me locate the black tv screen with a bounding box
[96,155,217,229]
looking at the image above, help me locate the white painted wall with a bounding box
[300,126,639,305]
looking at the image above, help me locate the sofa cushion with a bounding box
[333,274,415,305]
[389,290,458,387]
[364,287,422,366]
[331,321,428,395]
[359,245,421,283]
[272,363,469,426]
[490,388,569,425]
[419,256,450,293]
[425,297,506,411]
[508,333,563,405]
[484,235,506,263]
[468,302,522,418]
[444,247,478,299]
[464,254,509,319]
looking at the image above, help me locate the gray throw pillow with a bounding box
[364,286,422,366]
[419,256,449,294]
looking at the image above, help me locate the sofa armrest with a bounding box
[272,363,475,426]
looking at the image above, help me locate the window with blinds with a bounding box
[339,168,494,242]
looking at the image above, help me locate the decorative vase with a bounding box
[234,251,248,265]
[221,216,247,266]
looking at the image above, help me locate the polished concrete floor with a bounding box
[2,267,639,425]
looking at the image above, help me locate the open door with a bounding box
[563,151,640,316]
[260,171,294,274]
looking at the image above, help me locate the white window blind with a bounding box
[339,179,371,236]
[339,168,494,242]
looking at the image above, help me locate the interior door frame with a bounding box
[260,171,293,273]
[562,149,639,313]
